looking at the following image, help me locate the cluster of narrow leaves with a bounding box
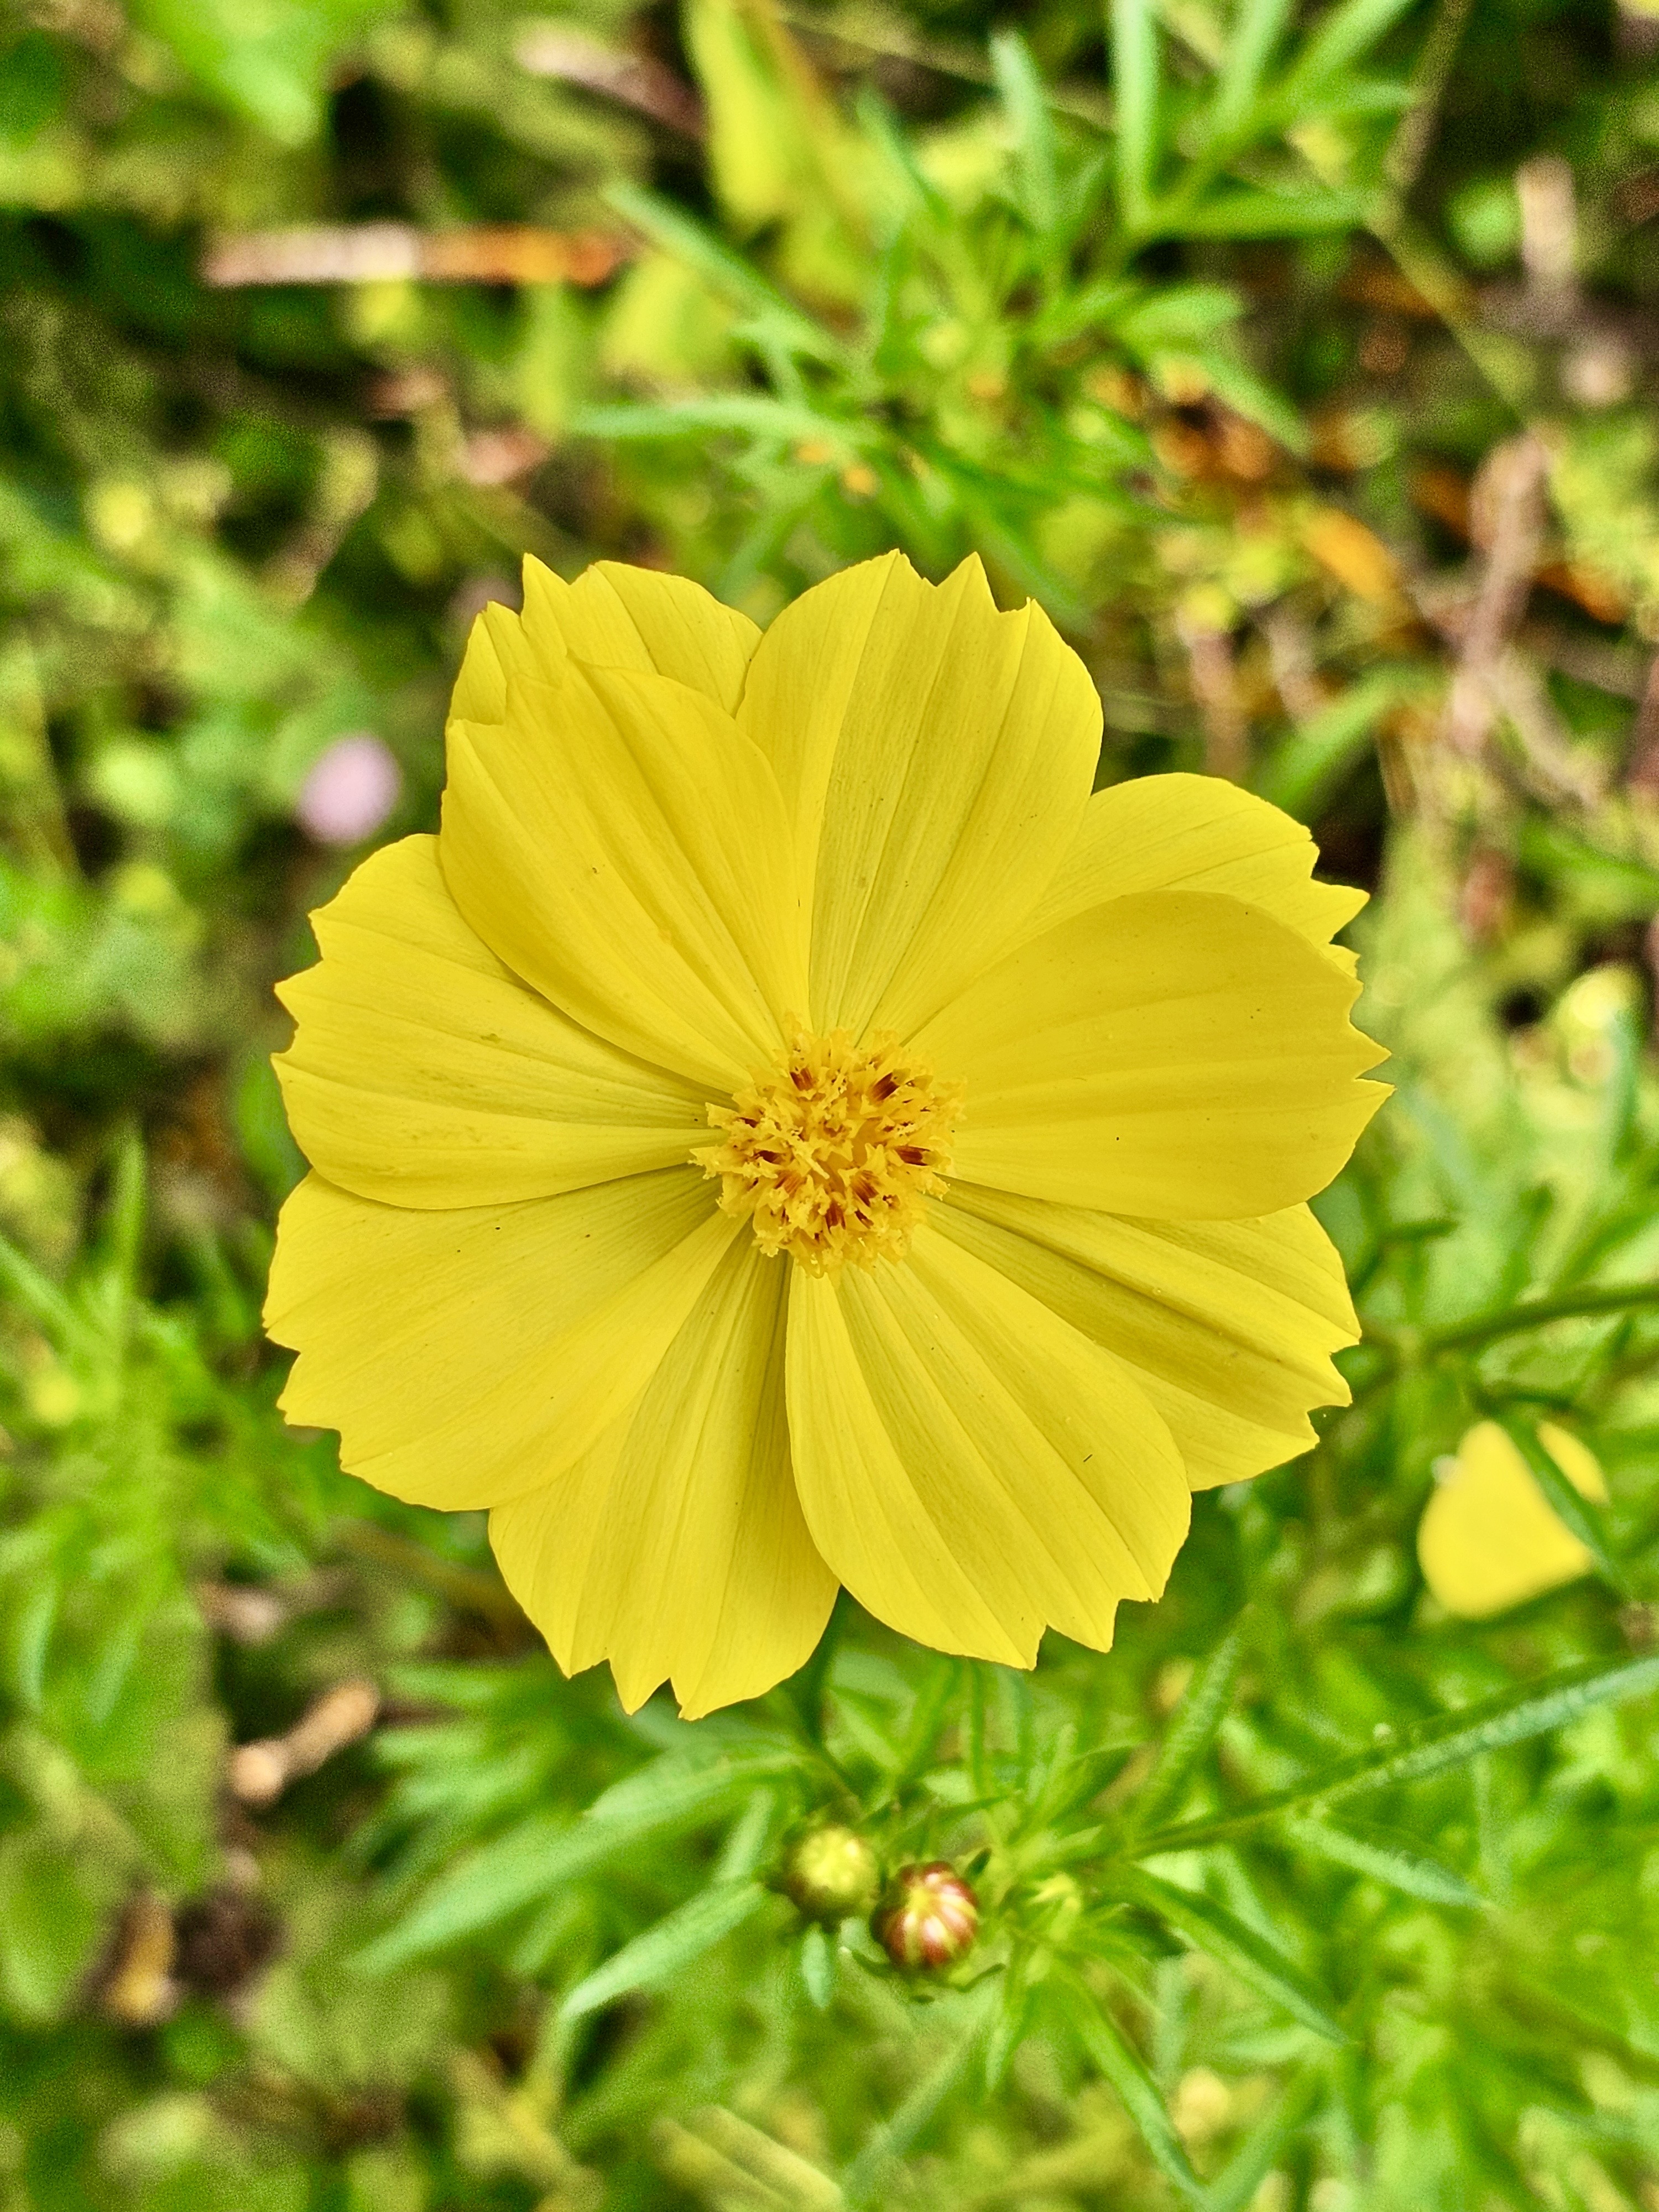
[4,853,1659,2208]
[581,0,1420,613]
[6,0,1659,2202]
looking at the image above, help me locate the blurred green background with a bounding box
[4,0,1659,2203]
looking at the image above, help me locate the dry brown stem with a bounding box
[1443,432,1550,758]
[1176,612,1248,781]
[204,227,627,288]
[228,1679,380,1807]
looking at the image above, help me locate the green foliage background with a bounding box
[4,0,1659,2201]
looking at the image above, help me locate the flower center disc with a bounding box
[696,1026,964,1275]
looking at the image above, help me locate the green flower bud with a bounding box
[782,1825,881,1923]
[874,1861,978,1970]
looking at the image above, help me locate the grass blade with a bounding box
[602,180,844,363]
[1285,1815,1485,1907]
[1277,0,1420,113]
[1209,0,1296,139]
[1200,2073,1323,2212]
[1109,0,1160,226]
[560,1879,768,2021]
[1133,1651,1659,1856]
[990,32,1059,243]
[1064,1975,1203,2200]
[1498,1416,1628,1597]
[1129,1616,1248,1836]
[569,395,874,445]
[1175,186,1373,236]
[358,1755,791,1970]
[1123,1871,1347,2043]
[842,1985,995,2205]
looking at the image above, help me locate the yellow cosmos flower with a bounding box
[264,552,1386,1717]
[1418,1420,1608,1620]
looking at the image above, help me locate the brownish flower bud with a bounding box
[781,1826,881,1924]
[874,1862,978,1970]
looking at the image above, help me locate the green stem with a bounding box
[1426,1284,1659,1355]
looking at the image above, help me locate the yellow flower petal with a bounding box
[1014,772,1365,959]
[935,1187,1357,1489]
[489,1240,837,1718]
[451,556,760,724]
[275,836,710,1208]
[265,1167,736,1510]
[442,661,807,1092]
[785,1224,1189,1666]
[737,552,1101,1037]
[917,888,1387,1219]
[1417,1420,1608,1620]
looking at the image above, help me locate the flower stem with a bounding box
[1423,1284,1659,1355]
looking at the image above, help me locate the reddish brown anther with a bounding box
[874,1861,978,1970]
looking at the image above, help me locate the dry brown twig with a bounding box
[203,227,627,288]
[1444,431,1551,756]
[1175,609,1248,781]
[1629,653,1659,800]
[228,1679,380,1807]
[514,22,706,136]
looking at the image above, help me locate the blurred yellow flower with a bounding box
[264,552,1386,1715]
[1418,1420,1608,1620]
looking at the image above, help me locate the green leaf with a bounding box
[0,1833,121,2021]
[1275,0,1420,112]
[887,1655,958,1789]
[560,1879,768,2022]
[132,0,396,144]
[1254,664,1433,817]
[1110,0,1162,224]
[1062,1975,1203,2199]
[842,1986,996,2206]
[1199,2074,1325,2212]
[569,396,875,446]
[602,182,846,366]
[1134,1652,1659,1856]
[357,1755,792,1971]
[990,33,1060,243]
[1129,1616,1248,1835]
[1208,0,1296,139]
[1175,186,1374,236]
[1115,284,1243,351]
[1123,1871,1347,2043]
[1285,1816,1486,1907]
[799,1923,836,2010]
[1188,349,1308,452]
[1497,1416,1628,1597]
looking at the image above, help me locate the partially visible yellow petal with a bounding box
[1417,1420,1608,1620]
[489,1240,837,1718]
[786,1224,1189,1667]
[736,552,1101,1038]
[450,557,760,724]
[276,837,710,1208]
[442,662,807,1092]
[917,889,1387,1219]
[936,1187,1357,1489]
[1014,773,1365,959]
[265,1167,735,1510]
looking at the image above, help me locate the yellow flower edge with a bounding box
[265,550,1389,1717]
[1418,1420,1608,1620]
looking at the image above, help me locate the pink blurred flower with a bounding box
[296,734,401,847]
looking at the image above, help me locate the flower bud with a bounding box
[781,1825,881,1924]
[874,1861,978,1970]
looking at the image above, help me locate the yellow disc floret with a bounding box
[696,1025,964,1275]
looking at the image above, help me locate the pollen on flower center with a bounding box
[694,1025,964,1275]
